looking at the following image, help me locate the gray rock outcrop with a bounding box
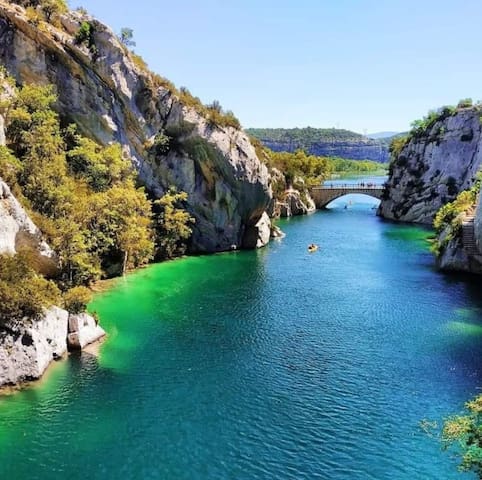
[0,306,105,388]
[0,178,58,275]
[0,3,272,252]
[437,193,482,274]
[277,189,316,218]
[67,313,105,351]
[0,307,68,387]
[475,194,482,251]
[242,211,271,249]
[378,108,482,224]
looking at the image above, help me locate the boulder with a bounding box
[67,313,105,351]
[0,307,68,387]
[242,212,271,249]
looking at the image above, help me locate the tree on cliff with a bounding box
[13,0,68,22]
[120,27,136,48]
[155,188,195,259]
[0,253,60,325]
[1,80,156,285]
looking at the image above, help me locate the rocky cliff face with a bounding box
[378,108,482,224]
[274,189,316,218]
[0,178,58,274]
[0,2,271,252]
[0,306,105,388]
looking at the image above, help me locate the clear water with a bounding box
[1,197,481,480]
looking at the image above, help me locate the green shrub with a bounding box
[457,98,473,108]
[150,130,171,156]
[389,136,409,162]
[63,286,92,314]
[25,6,42,26]
[432,174,481,254]
[74,21,98,59]
[41,0,68,22]
[442,394,482,476]
[75,21,92,45]
[155,188,195,259]
[0,253,61,326]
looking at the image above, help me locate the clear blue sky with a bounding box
[70,0,482,133]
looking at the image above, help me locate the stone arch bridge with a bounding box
[309,184,384,209]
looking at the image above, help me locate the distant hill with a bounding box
[246,127,390,163]
[376,132,409,147]
[367,131,400,139]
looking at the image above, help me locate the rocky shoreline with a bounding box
[0,307,105,389]
[378,105,482,275]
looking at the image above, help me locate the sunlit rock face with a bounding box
[0,2,272,252]
[379,108,482,224]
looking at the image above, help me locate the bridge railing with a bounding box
[310,183,385,190]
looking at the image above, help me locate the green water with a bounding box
[1,198,482,479]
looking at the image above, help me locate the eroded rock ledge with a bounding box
[0,307,105,388]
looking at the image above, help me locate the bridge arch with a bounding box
[309,186,383,209]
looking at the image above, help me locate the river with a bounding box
[1,193,481,479]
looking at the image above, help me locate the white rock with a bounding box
[0,179,58,275]
[67,313,105,350]
[0,3,272,252]
[379,109,482,224]
[0,307,68,387]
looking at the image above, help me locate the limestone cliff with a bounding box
[0,2,272,252]
[0,306,105,387]
[274,189,316,218]
[0,175,106,388]
[378,107,482,224]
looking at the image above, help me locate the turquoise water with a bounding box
[1,197,482,479]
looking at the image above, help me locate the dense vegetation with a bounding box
[0,78,194,320]
[249,137,386,200]
[247,127,389,163]
[431,176,480,255]
[442,394,482,477]
[246,127,368,145]
[0,253,61,326]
